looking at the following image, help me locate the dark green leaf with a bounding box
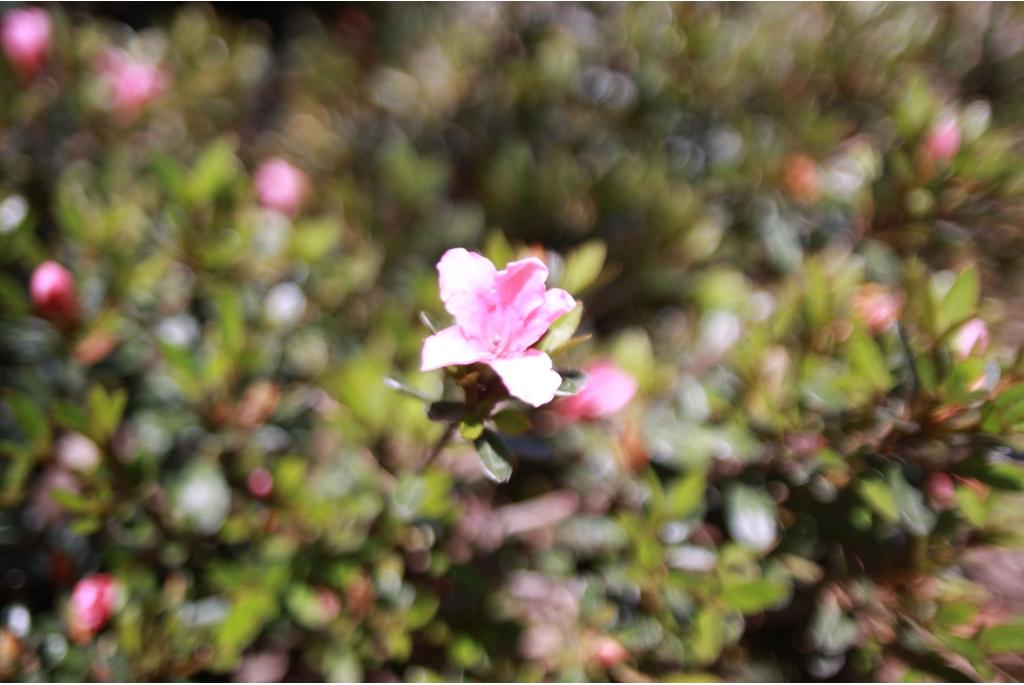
[474,430,513,483]
[427,401,466,423]
[887,466,935,536]
[554,369,588,397]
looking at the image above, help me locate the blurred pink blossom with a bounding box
[247,467,274,499]
[554,360,636,421]
[953,318,990,360]
[1,8,50,78]
[99,50,168,120]
[853,284,903,333]
[30,260,77,323]
[254,158,308,215]
[923,116,961,162]
[590,636,629,668]
[69,574,118,637]
[421,248,575,407]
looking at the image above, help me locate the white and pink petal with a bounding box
[437,248,498,333]
[488,350,562,408]
[421,326,487,371]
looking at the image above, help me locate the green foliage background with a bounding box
[4,3,1024,681]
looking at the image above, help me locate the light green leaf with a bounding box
[941,265,979,332]
[720,579,790,614]
[537,303,583,355]
[846,325,892,392]
[887,466,935,536]
[664,470,707,520]
[857,478,899,523]
[979,620,1024,654]
[460,416,484,440]
[560,240,606,294]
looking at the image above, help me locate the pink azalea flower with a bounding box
[953,318,990,360]
[923,116,961,162]
[30,260,77,322]
[99,50,168,120]
[254,158,308,215]
[554,360,636,421]
[421,248,575,407]
[1,8,50,78]
[853,284,903,333]
[69,574,118,636]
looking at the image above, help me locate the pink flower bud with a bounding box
[55,432,101,473]
[99,50,168,121]
[782,154,821,204]
[554,360,637,422]
[254,158,308,216]
[923,116,961,162]
[247,467,274,499]
[927,472,956,509]
[69,574,118,637]
[317,588,341,621]
[1,8,50,79]
[30,260,77,323]
[953,318,990,360]
[853,284,903,333]
[590,636,629,669]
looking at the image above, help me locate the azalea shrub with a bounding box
[5,3,1024,682]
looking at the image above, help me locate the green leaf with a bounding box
[216,589,278,660]
[689,607,724,666]
[887,466,935,536]
[560,239,606,294]
[979,620,1024,654]
[846,325,892,392]
[474,430,513,483]
[50,488,93,513]
[491,408,531,435]
[857,478,899,523]
[554,368,588,397]
[459,416,484,440]
[725,484,777,553]
[720,579,790,614]
[216,288,246,357]
[285,585,335,629]
[4,390,49,448]
[483,230,514,269]
[88,385,128,443]
[185,138,239,206]
[941,265,979,332]
[663,470,707,520]
[53,401,90,434]
[537,303,583,355]
[955,486,988,527]
[427,401,466,423]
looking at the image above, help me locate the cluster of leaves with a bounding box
[3,3,1024,682]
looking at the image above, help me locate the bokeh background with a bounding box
[5,2,1024,681]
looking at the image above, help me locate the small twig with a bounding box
[419,421,457,468]
[897,321,921,402]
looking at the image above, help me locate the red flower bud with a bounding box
[30,261,77,323]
